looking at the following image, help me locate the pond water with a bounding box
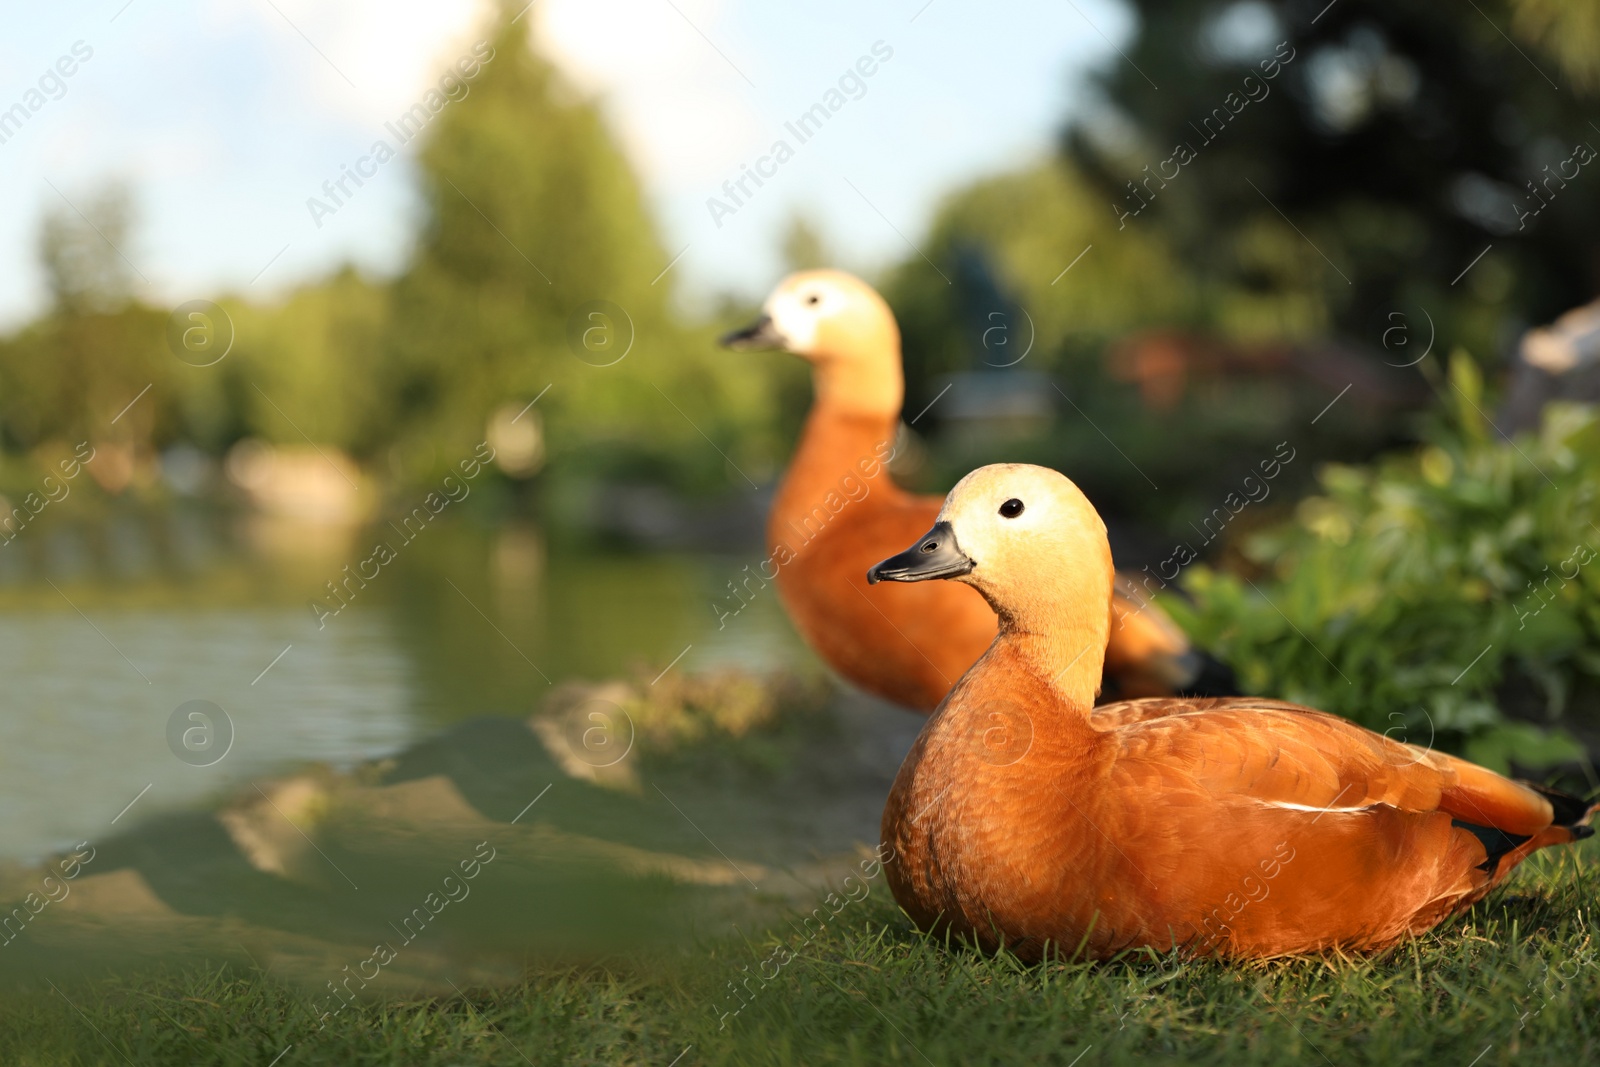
[0,506,804,862]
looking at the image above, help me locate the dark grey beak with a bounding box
[720,313,786,350]
[867,521,975,584]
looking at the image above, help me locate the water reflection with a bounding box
[0,505,803,861]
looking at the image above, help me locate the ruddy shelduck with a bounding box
[869,463,1596,959]
[722,270,1235,712]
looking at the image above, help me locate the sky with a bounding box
[0,0,1129,328]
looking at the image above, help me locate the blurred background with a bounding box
[3,0,1600,990]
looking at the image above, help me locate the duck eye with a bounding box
[804,293,821,307]
[999,498,1024,518]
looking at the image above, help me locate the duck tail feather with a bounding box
[1518,781,1598,829]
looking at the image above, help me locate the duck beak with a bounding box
[867,522,975,584]
[720,313,786,350]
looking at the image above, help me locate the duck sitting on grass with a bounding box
[869,463,1596,960]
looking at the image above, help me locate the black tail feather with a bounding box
[1520,781,1597,828]
[1178,651,1241,699]
[1451,819,1532,873]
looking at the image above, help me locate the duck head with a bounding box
[720,269,903,417]
[868,464,1114,700]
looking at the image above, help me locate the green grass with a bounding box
[7,844,1596,1067]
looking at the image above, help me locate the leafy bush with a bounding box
[1170,354,1600,770]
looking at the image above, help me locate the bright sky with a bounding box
[0,0,1127,328]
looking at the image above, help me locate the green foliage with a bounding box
[1173,354,1600,767]
[37,183,136,315]
[1509,0,1600,91]
[380,2,778,493]
[0,303,170,453]
[384,8,666,453]
[0,266,396,486]
[221,268,392,456]
[780,215,832,273]
[873,162,1392,527]
[1066,0,1600,358]
[0,2,786,500]
[883,162,1199,390]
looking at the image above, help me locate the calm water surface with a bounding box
[0,506,802,861]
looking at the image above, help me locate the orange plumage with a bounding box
[724,270,1232,713]
[871,463,1596,959]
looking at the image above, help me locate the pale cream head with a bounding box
[948,464,1114,704]
[728,269,904,418]
[867,462,1115,705]
[934,463,1113,632]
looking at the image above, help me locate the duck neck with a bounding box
[997,617,1107,717]
[810,349,904,421]
[770,390,902,556]
[981,551,1113,716]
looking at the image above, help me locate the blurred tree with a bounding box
[884,163,1199,393]
[382,0,776,493]
[1065,0,1600,363]
[38,184,136,315]
[0,3,783,502]
[1,193,391,484]
[876,156,1447,531]
[220,267,390,457]
[0,184,172,478]
[0,303,169,463]
[1508,0,1600,92]
[780,215,831,273]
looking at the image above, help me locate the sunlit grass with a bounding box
[7,842,1595,1066]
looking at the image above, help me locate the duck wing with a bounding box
[1070,699,1595,953]
[1106,698,1565,838]
[1089,695,1246,730]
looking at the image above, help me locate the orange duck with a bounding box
[722,270,1234,712]
[868,463,1596,960]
